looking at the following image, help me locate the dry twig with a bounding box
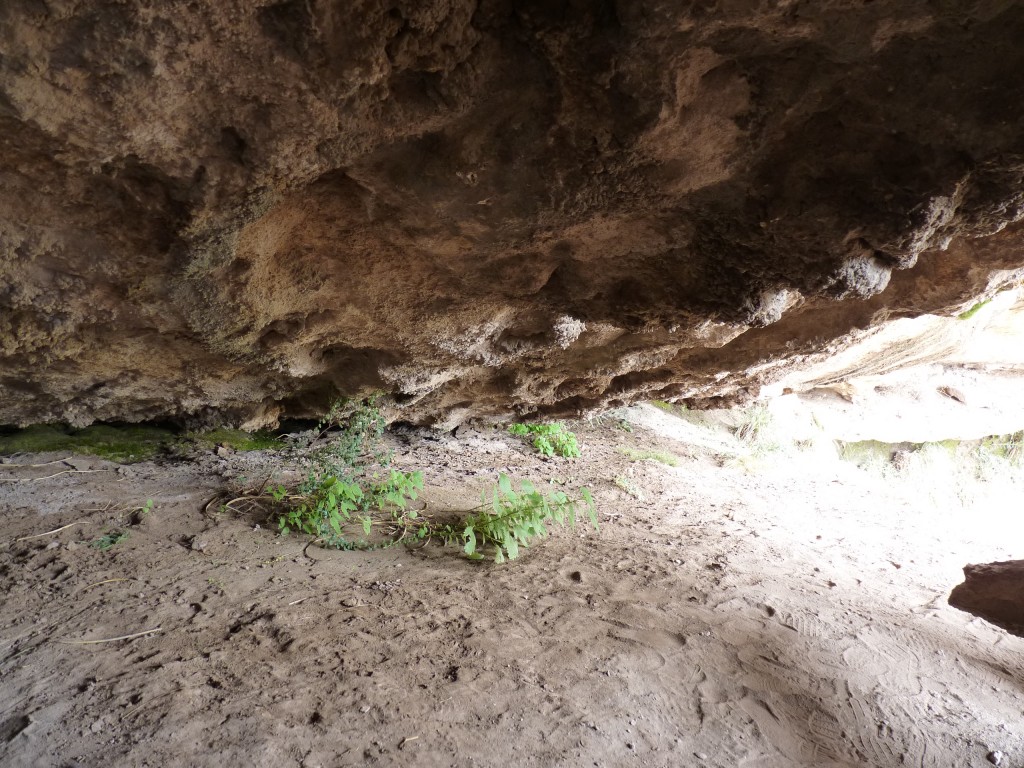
[0,469,111,483]
[14,521,85,542]
[59,627,164,645]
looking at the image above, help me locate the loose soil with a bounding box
[1,405,1022,767]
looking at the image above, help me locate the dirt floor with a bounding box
[1,404,1022,768]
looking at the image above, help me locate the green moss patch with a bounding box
[0,423,284,463]
[957,300,991,320]
[189,428,284,452]
[618,447,680,467]
[0,424,175,462]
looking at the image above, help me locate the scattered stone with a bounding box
[937,385,968,404]
[987,751,1004,766]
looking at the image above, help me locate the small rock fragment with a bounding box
[937,385,967,404]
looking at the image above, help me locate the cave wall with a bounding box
[3,0,1024,427]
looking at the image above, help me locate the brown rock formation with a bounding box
[3,1,1024,427]
[949,560,1024,638]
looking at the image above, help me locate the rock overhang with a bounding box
[2,1,1024,428]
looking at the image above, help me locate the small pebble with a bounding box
[987,751,1003,766]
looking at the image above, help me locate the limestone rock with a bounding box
[949,560,1024,638]
[3,1,1024,427]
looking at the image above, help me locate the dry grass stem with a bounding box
[0,468,111,483]
[14,521,86,542]
[5,458,74,467]
[59,628,164,645]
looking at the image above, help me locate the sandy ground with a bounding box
[1,405,1022,768]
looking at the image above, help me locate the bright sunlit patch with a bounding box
[629,393,1024,570]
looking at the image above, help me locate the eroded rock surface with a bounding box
[3,1,1024,427]
[949,560,1024,638]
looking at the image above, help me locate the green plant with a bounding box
[958,300,991,320]
[240,399,598,561]
[618,447,680,467]
[735,403,773,443]
[508,422,581,458]
[91,529,129,551]
[275,469,425,545]
[979,431,1024,464]
[126,498,155,525]
[612,475,645,500]
[271,397,425,550]
[441,474,596,563]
